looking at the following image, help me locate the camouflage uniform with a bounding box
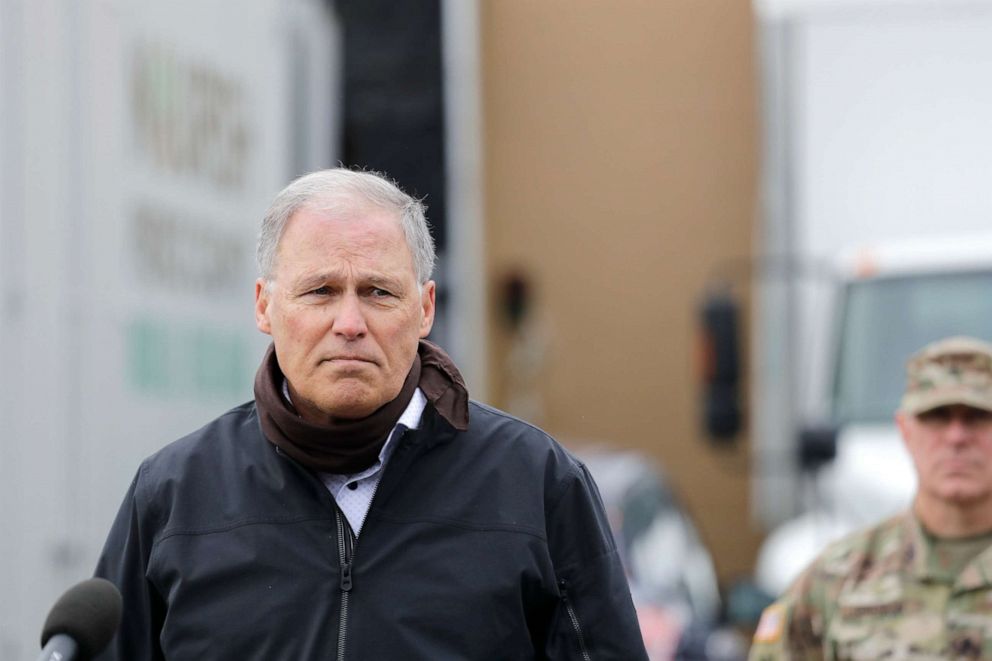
[749,511,992,660]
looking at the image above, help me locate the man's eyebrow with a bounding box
[290,272,407,292]
[367,275,406,291]
[291,272,341,291]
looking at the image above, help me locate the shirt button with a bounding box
[347,482,358,490]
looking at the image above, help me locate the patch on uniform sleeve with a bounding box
[753,604,786,644]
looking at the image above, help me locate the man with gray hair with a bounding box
[95,168,647,659]
[750,336,992,660]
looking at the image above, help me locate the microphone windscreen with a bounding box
[41,578,123,658]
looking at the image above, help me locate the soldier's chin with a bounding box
[937,483,992,506]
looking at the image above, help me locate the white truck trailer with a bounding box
[745,0,992,596]
[0,0,338,655]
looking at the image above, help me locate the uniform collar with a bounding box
[904,510,992,592]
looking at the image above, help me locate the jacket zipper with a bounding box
[335,510,355,661]
[273,432,415,660]
[559,579,592,661]
[331,431,406,661]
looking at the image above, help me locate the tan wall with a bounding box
[480,0,762,582]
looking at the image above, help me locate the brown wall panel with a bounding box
[481,0,762,581]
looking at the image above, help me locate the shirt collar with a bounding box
[352,387,425,478]
[397,387,427,432]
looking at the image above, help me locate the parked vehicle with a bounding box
[579,448,747,660]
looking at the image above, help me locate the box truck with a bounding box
[714,0,992,597]
[0,0,338,655]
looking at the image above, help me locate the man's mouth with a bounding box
[324,356,376,365]
[940,457,981,474]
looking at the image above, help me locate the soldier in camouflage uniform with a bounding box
[750,336,992,660]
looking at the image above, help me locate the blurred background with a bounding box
[5,0,992,658]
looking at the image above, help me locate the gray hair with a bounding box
[257,168,436,284]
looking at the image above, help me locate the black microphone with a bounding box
[38,578,122,661]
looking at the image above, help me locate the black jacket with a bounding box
[94,400,648,660]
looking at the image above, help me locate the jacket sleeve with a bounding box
[748,568,827,661]
[542,462,649,660]
[92,467,166,661]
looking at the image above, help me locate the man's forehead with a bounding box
[265,201,414,285]
[278,203,405,250]
[279,201,401,244]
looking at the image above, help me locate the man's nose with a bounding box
[332,293,368,339]
[945,417,974,444]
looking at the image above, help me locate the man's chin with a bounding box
[326,403,379,419]
[317,388,385,420]
[937,483,992,506]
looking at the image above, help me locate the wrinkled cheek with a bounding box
[281,316,308,338]
[269,319,322,379]
[279,310,329,345]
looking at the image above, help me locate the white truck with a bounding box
[0,0,338,656]
[742,0,992,597]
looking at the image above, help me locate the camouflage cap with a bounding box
[900,336,992,415]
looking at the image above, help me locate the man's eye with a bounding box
[309,286,332,296]
[370,288,392,298]
[972,410,992,424]
[962,409,992,426]
[919,407,951,424]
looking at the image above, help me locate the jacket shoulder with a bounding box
[807,513,911,584]
[749,515,912,659]
[129,401,293,538]
[777,514,911,622]
[465,400,585,480]
[466,400,555,439]
[138,401,260,478]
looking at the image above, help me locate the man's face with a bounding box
[254,204,435,420]
[897,404,992,506]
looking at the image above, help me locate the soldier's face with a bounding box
[254,204,435,420]
[898,404,992,506]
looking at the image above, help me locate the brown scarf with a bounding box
[254,340,469,474]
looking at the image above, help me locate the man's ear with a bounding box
[895,410,911,449]
[255,278,273,335]
[419,280,437,338]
